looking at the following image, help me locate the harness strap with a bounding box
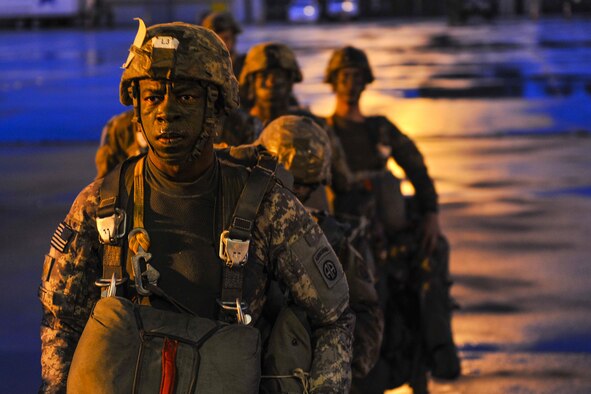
[133,156,146,230]
[228,153,277,241]
[219,153,278,322]
[97,161,132,288]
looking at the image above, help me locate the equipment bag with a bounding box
[67,296,261,394]
[260,305,312,394]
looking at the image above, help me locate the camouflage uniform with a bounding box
[215,108,263,147]
[95,109,146,179]
[240,42,352,193]
[257,115,383,380]
[40,22,353,394]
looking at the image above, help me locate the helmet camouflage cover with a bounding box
[324,45,374,84]
[120,19,239,114]
[239,42,303,87]
[202,11,242,35]
[257,115,331,185]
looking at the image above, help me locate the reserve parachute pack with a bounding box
[68,152,281,394]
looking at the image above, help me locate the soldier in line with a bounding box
[202,11,246,78]
[239,42,353,194]
[39,22,354,393]
[201,11,263,147]
[324,46,460,392]
[95,109,147,179]
[257,115,384,387]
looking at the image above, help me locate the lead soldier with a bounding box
[40,22,353,393]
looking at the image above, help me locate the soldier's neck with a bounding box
[148,145,215,183]
[334,100,364,122]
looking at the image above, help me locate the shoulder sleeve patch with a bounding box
[292,229,345,290]
[50,222,75,253]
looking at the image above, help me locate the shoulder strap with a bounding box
[218,153,278,323]
[96,156,139,292]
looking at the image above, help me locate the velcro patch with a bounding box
[50,222,75,253]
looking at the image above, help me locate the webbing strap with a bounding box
[102,245,123,280]
[220,154,277,320]
[227,154,277,240]
[133,157,146,230]
[98,161,129,282]
[97,161,126,219]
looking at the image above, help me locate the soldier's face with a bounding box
[253,68,293,104]
[138,79,206,164]
[216,30,236,53]
[334,67,366,104]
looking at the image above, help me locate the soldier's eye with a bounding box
[144,95,161,103]
[178,94,196,103]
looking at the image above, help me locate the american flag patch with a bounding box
[51,222,75,253]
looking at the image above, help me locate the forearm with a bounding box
[350,302,384,378]
[309,307,355,393]
[40,314,83,393]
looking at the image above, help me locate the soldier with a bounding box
[94,16,260,179]
[39,21,354,393]
[239,42,352,194]
[324,46,460,391]
[257,115,384,386]
[95,109,146,179]
[201,11,246,78]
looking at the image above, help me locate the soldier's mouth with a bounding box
[157,132,184,145]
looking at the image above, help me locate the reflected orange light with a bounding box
[385,384,414,394]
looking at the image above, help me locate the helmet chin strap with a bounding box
[190,85,220,161]
[131,81,221,165]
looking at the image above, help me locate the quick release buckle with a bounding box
[95,274,128,298]
[217,298,252,325]
[218,230,250,268]
[97,208,127,244]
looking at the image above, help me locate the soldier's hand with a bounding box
[420,212,441,256]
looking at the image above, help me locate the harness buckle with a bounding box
[129,228,159,296]
[217,298,252,325]
[97,208,127,244]
[218,230,250,268]
[95,274,127,298]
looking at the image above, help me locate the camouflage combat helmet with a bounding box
[202,11,242,35]
[257,115,331,185]
[324,45,374,85]
[120,19,239,162]
[120,19,239,112]
[239,42,303,88]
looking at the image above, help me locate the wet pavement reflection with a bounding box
[1,18,591,140]
[0,17,590,393]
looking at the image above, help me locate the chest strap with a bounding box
[218,153,278,324]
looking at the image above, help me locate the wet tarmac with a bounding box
[1,17,591,393]
[1,18,591,141]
